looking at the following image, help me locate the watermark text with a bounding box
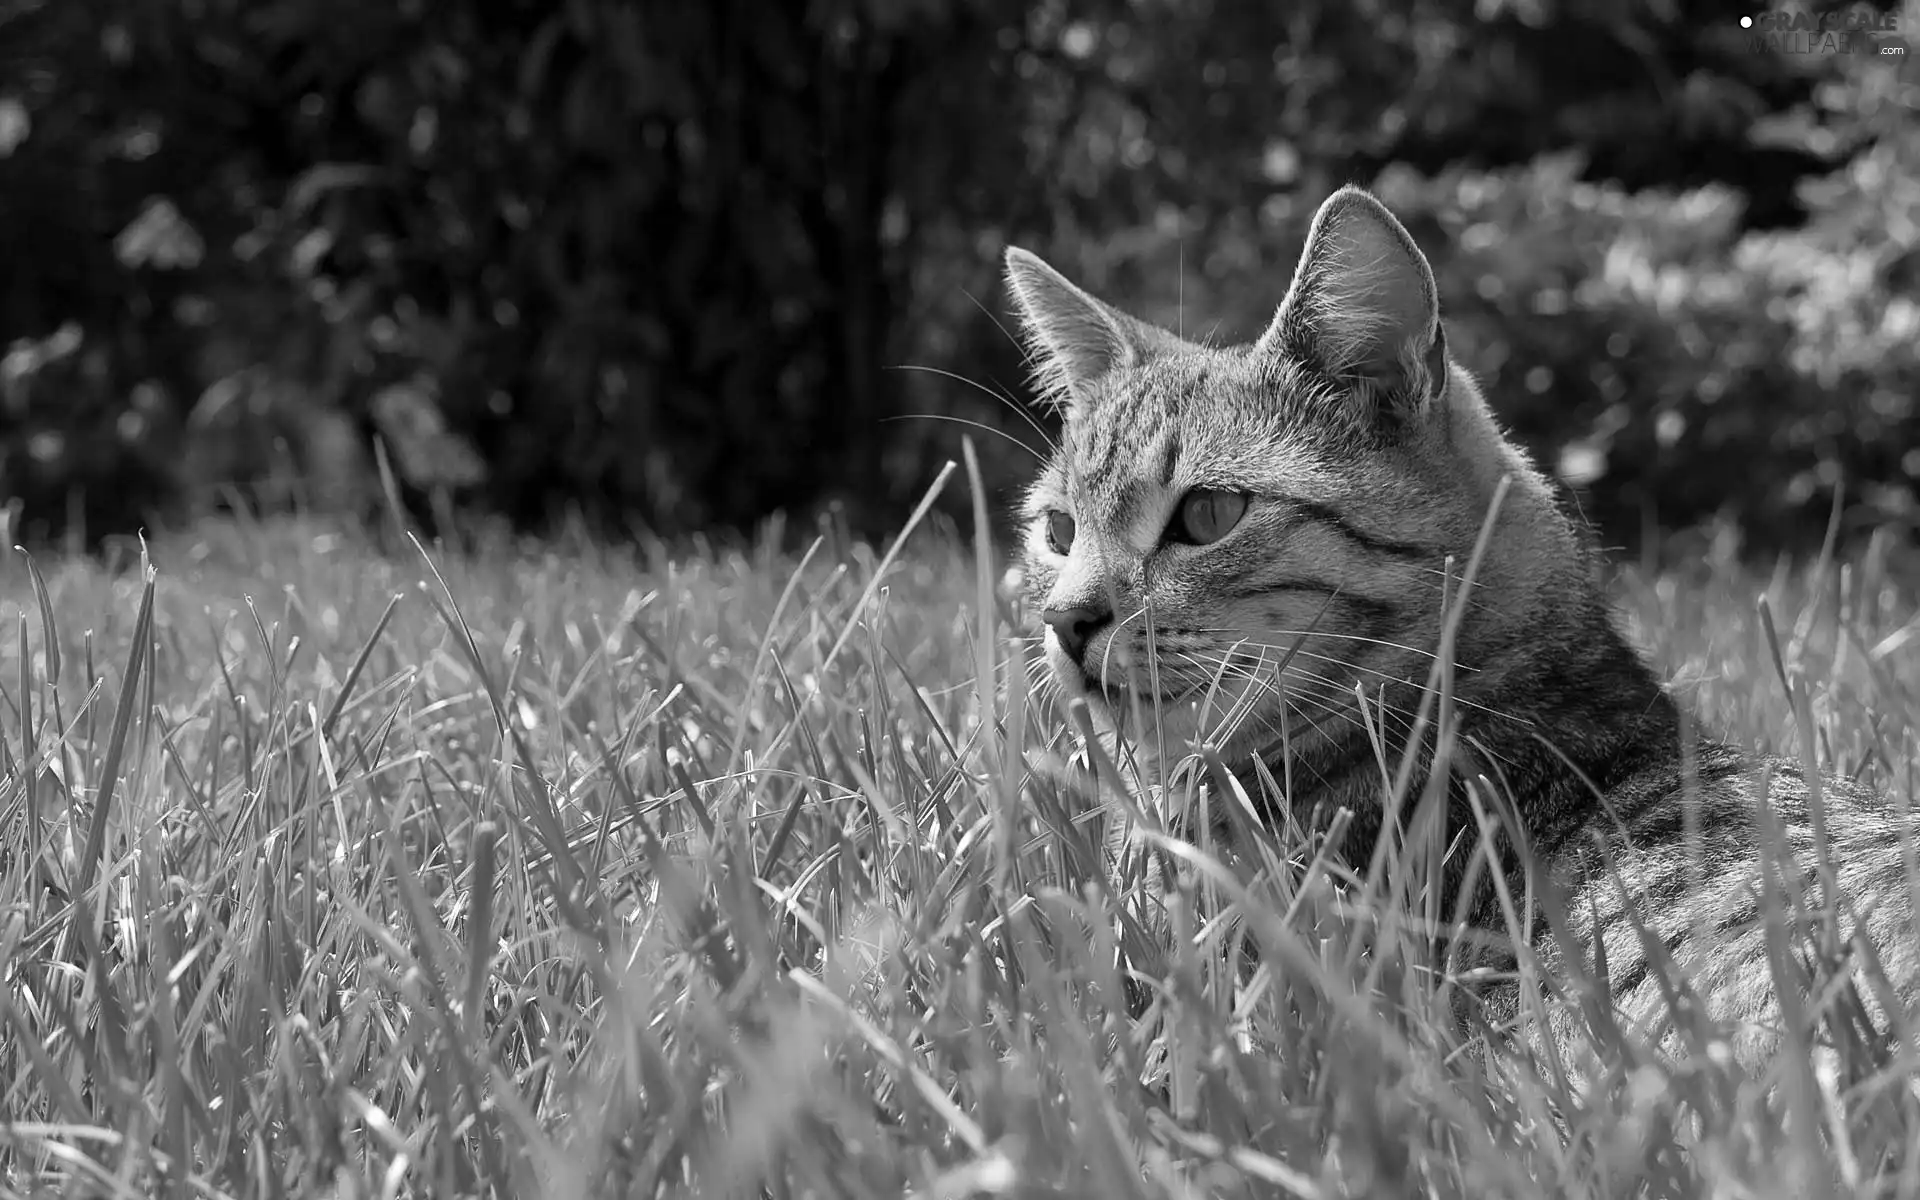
[1742,9,1905,55]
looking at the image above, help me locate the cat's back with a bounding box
[1542,744,1917,1061]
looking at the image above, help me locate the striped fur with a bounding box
[1005,186,1918,1065]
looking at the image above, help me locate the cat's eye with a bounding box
[1170,489,1248,546]
[1044,510,1076,555]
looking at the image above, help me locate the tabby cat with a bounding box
[1004,185,1917,1064]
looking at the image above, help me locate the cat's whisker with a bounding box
[1406,563,1511,615]
[1189,625,1468,667]
[1182,642,1486,733]
[1198,634,1525,728]
[883,412,1047,463]
[955,285,1058,392]
[888,361,1060,454]
[1177,652,1371,746]
[1216,693,1354,779]
[1220,675,1403,757]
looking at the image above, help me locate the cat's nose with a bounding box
[1043,602,1111,666]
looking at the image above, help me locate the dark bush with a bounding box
[0,0,1908,553]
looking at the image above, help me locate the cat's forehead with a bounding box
[1070,344,1343,438]
[1042,349,1347,536]
[1080,348,1242,424]
[1060,349,1341,480]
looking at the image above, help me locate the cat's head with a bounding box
[1007,186,1575,771]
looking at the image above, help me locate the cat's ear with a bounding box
[1004,246,1155,407]
[1255,186,1447,426]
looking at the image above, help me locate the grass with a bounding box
[1,474,1919,1199]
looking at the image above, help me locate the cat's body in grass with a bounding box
[1003,186,1919,1069]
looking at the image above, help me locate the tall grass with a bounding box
[1,479,1918,1198]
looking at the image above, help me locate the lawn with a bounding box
[2,473,1919,1199]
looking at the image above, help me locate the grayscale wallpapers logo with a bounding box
[1742,9,1906,55]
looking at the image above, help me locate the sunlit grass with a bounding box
[2,475,1919,1198]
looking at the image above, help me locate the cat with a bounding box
[1002,184,1919,1069]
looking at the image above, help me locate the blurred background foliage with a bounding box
[0,0,1915,555]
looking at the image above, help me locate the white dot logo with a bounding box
[1740,14,1753,26]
